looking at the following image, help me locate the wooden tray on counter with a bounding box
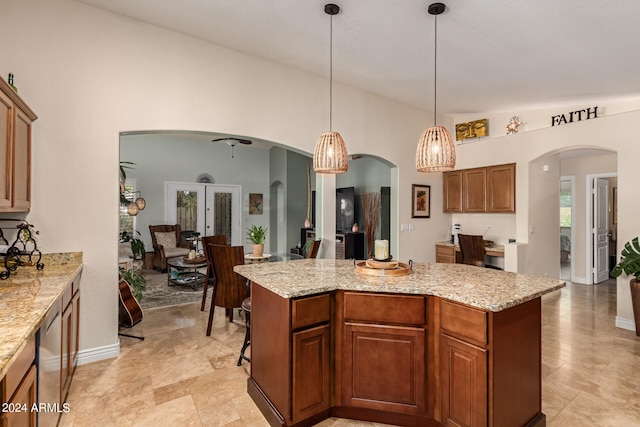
[355,261,412,277]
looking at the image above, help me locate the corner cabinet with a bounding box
[0,78,37,212]
[443,163,515,213]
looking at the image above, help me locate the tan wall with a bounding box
[2,0,639,357]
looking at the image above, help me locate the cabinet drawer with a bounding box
[2,335,35,402]
[436,245,454,257]
[344,292,425,326]
[441,300,487,347]
[292,293,330,330]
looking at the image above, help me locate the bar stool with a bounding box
[237,296,251,366]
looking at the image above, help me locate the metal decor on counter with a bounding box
[0,219,44,279]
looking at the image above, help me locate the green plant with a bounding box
[611,237,640,279]
[120,230,146,260]
[247,225,267,244]
[120,269,146,301]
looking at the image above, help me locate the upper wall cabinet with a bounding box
[0,78,37,212]
[443,163,515,213]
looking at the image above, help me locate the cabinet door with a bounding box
[0,90,12,209]
[443,171,463,213]
[2,365,37,427]
[343,323,425,415]
[292,324,330,423]
[71,290,81,370]
[463,169,486,212]
[441,335,487,427]
[11,108,32,211]
[61,302,73,401]
[487,164,515,213]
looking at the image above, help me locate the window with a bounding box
[119,181,136,236]
[560,191,571,227]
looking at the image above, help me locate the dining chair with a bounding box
[458,234,502,269]
[306,239,322,259]
[206,244,248,336]
[200,235,228,311]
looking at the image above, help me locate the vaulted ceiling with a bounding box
[75,0,640,115]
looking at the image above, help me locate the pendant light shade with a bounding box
[313,3,348,174]
[135,197,146,210]
[416,126,456,172]
[416,2,456,173]
[314,131,348,173]
[127,202,140,216]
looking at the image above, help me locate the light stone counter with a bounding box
[234,259,564,311]
[0,252,83,379]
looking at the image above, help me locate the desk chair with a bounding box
[200,235,228,311]
[206,244,248,336]
[458,234,502,269]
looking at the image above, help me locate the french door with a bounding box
[166,182,241,246]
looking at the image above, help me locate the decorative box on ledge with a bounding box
[0,219,44,279]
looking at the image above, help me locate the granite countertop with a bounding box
[234,259,564,312]
[0,252,83,379]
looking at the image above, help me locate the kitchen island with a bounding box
[234,259,564,427]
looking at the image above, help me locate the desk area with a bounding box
[435,241,504,263]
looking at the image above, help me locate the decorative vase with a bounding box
[631,279,640,336]
[352,223,359,233]
[304,218,311,228]
[253,243,264,257]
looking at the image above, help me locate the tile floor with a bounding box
[59,279,640,426]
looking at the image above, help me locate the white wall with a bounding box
[1,0,443,357]
[3,0,640,359]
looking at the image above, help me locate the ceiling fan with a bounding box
[212,137,252,158]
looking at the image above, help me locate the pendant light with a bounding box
[416,2,456,172]
[313,3,348,174]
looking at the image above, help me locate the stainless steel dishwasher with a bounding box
[38,297,62,427]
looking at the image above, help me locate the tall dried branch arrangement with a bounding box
[361,192,381,259]
[306,164,311,221]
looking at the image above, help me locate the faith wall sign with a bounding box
[551,106,598,126]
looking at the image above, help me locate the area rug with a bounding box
[139,270,212,309]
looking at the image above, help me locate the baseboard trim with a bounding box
[571,276,589,285]
[615,316,636,332]
[77,341,120,365]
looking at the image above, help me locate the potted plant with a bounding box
[611,236,640,336]
[120,230,146,261]
[247,225,267,257]
[120,268,147,301]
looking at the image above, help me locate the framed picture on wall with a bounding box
[249,193,263,215]
[411,184,430,218]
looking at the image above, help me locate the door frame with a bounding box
[586,172,617,285]
[165,182,241,245]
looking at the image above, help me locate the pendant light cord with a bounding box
[330,13,334,132]
[433,13,438,127]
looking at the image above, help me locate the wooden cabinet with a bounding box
[0,78,36,212]
[439,298,543,427]
[441,335,487,427]
[292,325,330,422]
[436,243,456,263]
[1,336,37,427]
[487,164,516,212]
[443,163,515,213]
[443,171,463,213]
[342,292,426,415]
[61,277,81,409]
[463,168,487,212]
[440,300,488,426]
[249,286,331,426]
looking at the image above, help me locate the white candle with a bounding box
[374,240,389,260]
